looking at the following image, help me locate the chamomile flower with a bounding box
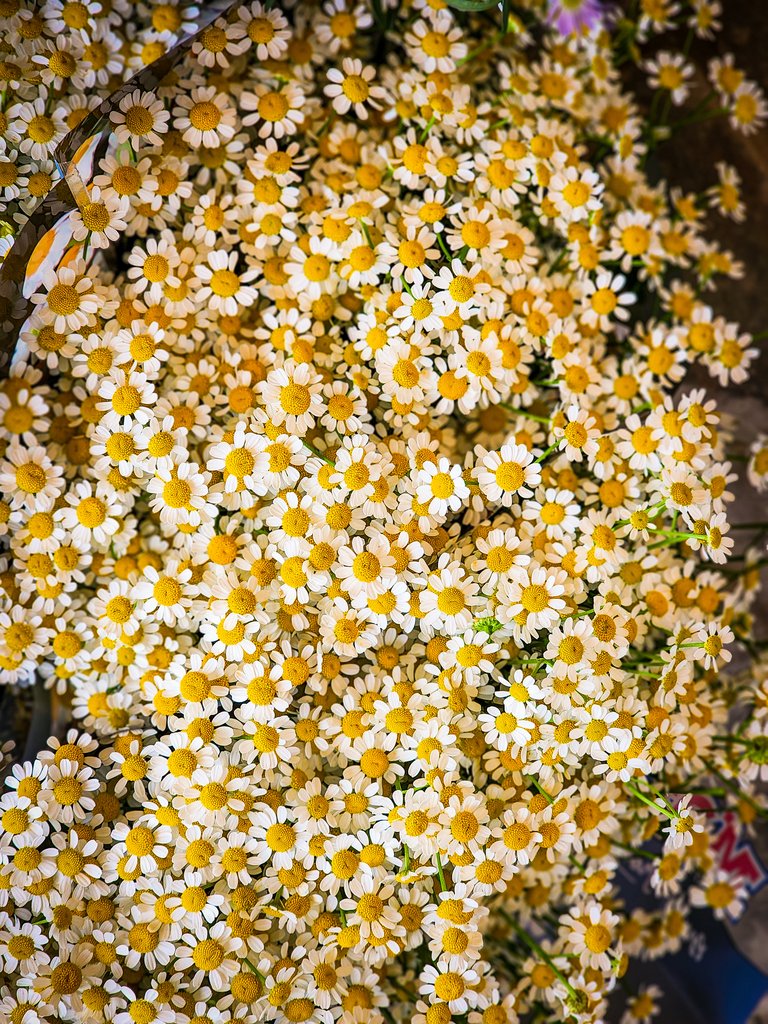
[690,869,748,920]
[645,52,694,105]
[31,262,101,334]
[111,89,170,148]
[240,81,306,139]
[549,164,604,221]
[560,902,620,970]
[70,186,130,249]
[195,250,260,316]
[476,444,541,504]
[499,563,567,639]
[0,442,65,511]
[0,4,762,1021]
[173,87,237,148]
[237,2,292,59]
[325,59,388,120]
[260,360,324,434]
[414,458,469,519]
[406,15,468,73]
[55,481,122,550]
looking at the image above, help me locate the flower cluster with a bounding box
[0,2,767,1024]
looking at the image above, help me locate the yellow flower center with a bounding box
[148,431,174,457]
[53,777,83,806]
[210,268,240,297]
[163,479,192,508]
[1,808,29,835]
[106,433,136,461]
[125,825,155,856]
[495,462,524,491]
[503,821,531,850]
[434,973,465,1002]
[53,632,82,659]
[436,587,465,616]
[125,105,154,136]
[562,180,590,207]
[359,748,388,778]
[77,496,106,527]
[342,75,370,104]
[248,17,275,43]
[259,92,289,122]
[51,962,82,994]
[591,288,617,315]
[280,382,310,415]
[421,31,450,57]
[584,923,612,954]
[356,892,383,922]
[521,584,549,613]
[47,283,80,315]
[193,938,225,970]
[81,201,110,232]
[190,101,222,132]
[28,114,55,144]
[16,462,46,493]
[266,822,295,851]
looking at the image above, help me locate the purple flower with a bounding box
[547,0,603,35]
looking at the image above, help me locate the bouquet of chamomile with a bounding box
[1,2,767,1023]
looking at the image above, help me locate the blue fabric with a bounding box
[616,848,768,1024]
[656,908,768,1024]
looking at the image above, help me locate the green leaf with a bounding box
[474,616,503,635]
[446,0,498,11]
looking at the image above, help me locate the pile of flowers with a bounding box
[1,1,767,1023]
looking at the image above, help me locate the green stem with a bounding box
[419,114,436,142]
[612,839,659,861]
[243,958,266,981]
[435,852,448,892]
[667,105,730,130]
[527,775,553,803]
[436,232,452,261]
[302,439,334,465]
[535,442,559,464]
[504,404,551,425]
[624,780,676,821]
[499,909,577,998]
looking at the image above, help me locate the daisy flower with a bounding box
[406,15,468,73]
[70,185,130,250]
[110,89,170,148]
[0,442,65,511]
[237,1,292,59]
[325,58,388,120]
[195,250,260,316]
[499,563,568,639]
[174,86,237,148]
[259,360,324,435]
[31,261,101,334]
[475,443,541,504]
[240,81,306,139]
